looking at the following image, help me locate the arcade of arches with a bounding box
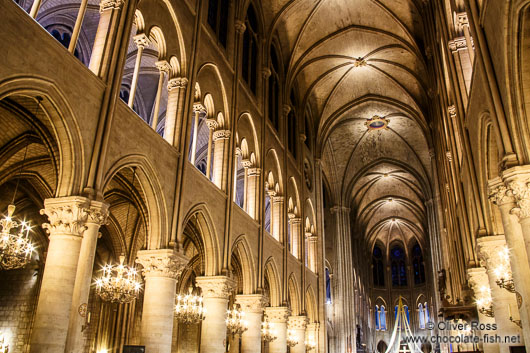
[2,0,530,353]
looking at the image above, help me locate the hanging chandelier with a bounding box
[95,256,141,304]
[261,319,277,343]
[175,286,206,324]
[0,204,35,270]
[226,304,248,336]
[0,331,8,353]
[493,246,516,293]
[286,329,298,347]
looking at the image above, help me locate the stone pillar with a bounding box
[489,177,530,348]
[151,60,171,130]
[289,216,301,258]
[89,0,125,78]
[477,236,522,353]
[128,33,149,108]
[271,196,284,242]
[197,276,236,353]
[307,233,318,272]
[30,196,90,353]
[65,201,109,353]
[236,294,267,353]
[212,130,231,191]
[206,119,218,180]
[246,167,261,220]
[163,77,188,146]
[467,267,500,353]
[190,103,206,165]
[265,307,290,353]
[136,249,188,353]
[288,316,308,353]
[306,322,320,350]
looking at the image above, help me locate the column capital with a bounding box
[241,159,253,168]
[99,0,124,12]
[487,177,515,206]
[86,200,110,226]
[476,235,507,265]
[330,205,350,214]
[265,306,290,323]
[193,102,207,114]
[213,129,231,141]
[234,20,246,34]
[133,33,150,49]
[40,196,91,236]
[272,195,284,204]
[447,104,457,118]
[236,294,268,313]
[289,215,301,225]
[196,275,236,298]
[206,118,218,130]
[168,77,188,91]
[448,37,467,52]
[504,176,530,220]
[467,267,489,292]
[247,167,261,176]
[136,249,188,279]
[288,315,308,330]
[155,60,171,73]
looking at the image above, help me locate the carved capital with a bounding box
[447,105,457,118]
[213,129,231,141]
[247,167,261,177]
[476,235,507,267]
[488,178,515,207]
[193,102,207,115]
[40,196,91,237]
[206,118,218,130]
[196,276,236,299]
[265,306,290,323]
[167,77,188,91]
[506,180,530,219]
[272,195,284,204]
[288,315,308,330]
[235,20,246,34]
[86,201,110,226]
[236,294,268,313]
[136,249,188,279]
[467,267,489,293]
[241,159,253,168]
[133,33,149,49]
[99,0,124,12]
[448,37,467,52]
[155,60,171,74]
[289,217,302,225]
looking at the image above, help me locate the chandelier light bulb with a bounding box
[0,204,35,270]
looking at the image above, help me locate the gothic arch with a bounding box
[231,234,257,294]
[288,273,301,315]
[305,285,317,322]
[264,256,282,307]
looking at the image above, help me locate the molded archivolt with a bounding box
[231,234,257,294]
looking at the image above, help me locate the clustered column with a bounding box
[196,276,235,353]
[136,249,188,353]
[265,306,290,353]
[288,315,308,353]
[236,294,267,353]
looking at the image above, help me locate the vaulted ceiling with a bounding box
[263,0,433,251]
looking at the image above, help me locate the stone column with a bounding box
[30,196,90,353]
[190,103,206,165]
[136,249,188,353]
[89,0,125,78]
[467,267,500,353]
[265,306,290,353]
[151,60,171,130]
[477,236,522,353]
[206,119,218,180]
[489,177,530,348]
[65,201,109,353]
[306,322,320,350]
[236,294,267,353]
[128,33,149,108]
[163,77,188,146]
[288,316,308,353]
[196,276,236,353]
[289,216,301,259]
[307,233,318,272]
[246,167,261,220]
[212,130,231,191]
[271,196,284,242]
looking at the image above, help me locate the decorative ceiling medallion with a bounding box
[365,115,389,131]
[353,57,367,67]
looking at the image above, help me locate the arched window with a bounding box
[375,305,380,330]
[379,306,386,331]
[372,245,385,287]
[46,26,81,61]
[412,243,426,285]
[188,105,214,181]
[325,268,332,304]
[234,152,244,208]
[207,0,230,47]
[264,189,271,233]
[269,46,280,130]
[242,4,259,94]
[418,303,425,329]
[390,245,407,286]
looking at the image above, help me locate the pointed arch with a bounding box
[231,234,257,294]
[288,273,301,315]
[305,285,317,322]
[264,257,282,307]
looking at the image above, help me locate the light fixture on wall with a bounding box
[475,286,494,318]
[175,286,206,324]
[94,167,142,304]
[226,304,248,336]
[493,246,516,293]
[305,336,317,351]
[0,98,40,271]
[0,331,8,353]
[286,329,298,347]
[261,319,277,343]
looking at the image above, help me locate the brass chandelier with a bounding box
[286,329,298,347]
[95,256,141,304]
[0,331,8,353]
[226,304,248,336]
[0,204,34,270]
[175,287,206,324]
[261,319,277,343]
